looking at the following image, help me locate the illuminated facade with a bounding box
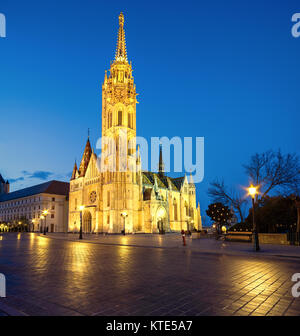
[0,180,69,232]
[68,13,202,233]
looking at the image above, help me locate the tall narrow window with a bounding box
[107,191,110,207]
[128,113,133,129]
[108,112,112,128]
[118,110,122,126]
[174,200,178,221]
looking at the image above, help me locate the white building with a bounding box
[0,179,69,232]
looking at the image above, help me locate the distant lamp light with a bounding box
[121,212,128,235]
[248,185,258,199]
[79,205,85,211]
[121,212,128,218]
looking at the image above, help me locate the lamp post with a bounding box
[32,219,36,232]
[248,185,260,251]
[79,206,85,240]
[42,210,49,235]
[121,212,128,235]
[40,215,44,233]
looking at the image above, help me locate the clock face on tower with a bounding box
[89,191,97,204]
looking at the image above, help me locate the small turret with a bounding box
[197,202,202,231]
[158,145,164,177]
[71,161,78,181]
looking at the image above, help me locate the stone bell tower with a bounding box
[101,13,142,233]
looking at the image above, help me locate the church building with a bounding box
[68,13,202,234]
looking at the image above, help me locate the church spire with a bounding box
[78,137,92,177]
[71,161,78,180]
[158,145,164,177]
[115,12,128,62]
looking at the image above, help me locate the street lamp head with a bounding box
[79,205,85,211]
[248,185,258,199]
[121,212,128,218]
[42,210,49,216]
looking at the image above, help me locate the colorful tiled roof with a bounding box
[0,180,70,202]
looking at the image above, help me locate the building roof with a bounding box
[0,173,5,184]
[142,172,185,191]
[0,180,70,202]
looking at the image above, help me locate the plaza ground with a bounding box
[0,232,300,316]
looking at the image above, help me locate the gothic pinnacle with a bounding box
[115,12,128,62]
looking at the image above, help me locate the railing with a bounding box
[225,232,252,242]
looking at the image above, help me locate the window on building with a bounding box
[173,200,178,221]
[118,110,122,126]
[128,113,133,129]
[107,191,110,207]
[108,112,112,128]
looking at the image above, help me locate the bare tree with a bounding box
[244,150,300,199]
[208,179,247,222]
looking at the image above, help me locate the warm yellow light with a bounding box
[79,205,85,211]
[248,185,258,198]
[121,212,128,218]
[40,215,44,219]
[42,210,49,216]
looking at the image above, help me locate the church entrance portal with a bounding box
[83,211,92,233]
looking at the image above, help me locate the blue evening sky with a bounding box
[0,0,299,223]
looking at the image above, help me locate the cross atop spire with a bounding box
[115,12,128,62]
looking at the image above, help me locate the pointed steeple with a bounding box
[78,138,92,177]
[197,202,202,231]
[71,161,78,180]
[189,170,195,186]
[158,145,164,177]
[115,12,128,62]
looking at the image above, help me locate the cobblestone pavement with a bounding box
[0,232,300,316]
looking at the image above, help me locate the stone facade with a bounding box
[68,13,202,234]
